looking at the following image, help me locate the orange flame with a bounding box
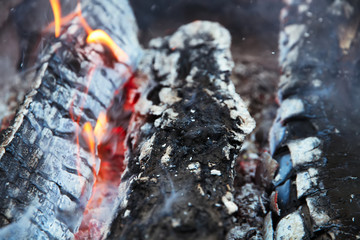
[47,0,135,238]
[49,0,61,37]
[87,30,129,63]
[94,112,108,143]
[82,122,96,156]
[47,0,129,63]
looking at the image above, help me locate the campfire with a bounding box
[1,0,360,239]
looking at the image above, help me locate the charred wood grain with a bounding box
[267,0,360,239]
[107,21,255,240]
[0,0,141,239]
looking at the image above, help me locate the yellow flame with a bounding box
[82,122,96,155]
[86,29,129,63]
[49,0,61,37]
[94,112,108,143]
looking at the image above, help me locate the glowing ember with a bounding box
[123,75,140,111]
[47,0,137,238]
[49,0,61,37]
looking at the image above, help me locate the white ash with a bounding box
[287,137,322,167]
[226,224,263,240]
[279,98,305,121]
[138,134,156,165]
[275,210,306,240]
[158,88,181,105]
[296,168,319,198]
[187,162,201,175]
[222,192,238,215]
[263,212,274,240]
[211,169,222,176]
[279,24,306,70]
[160,146,172,165]
[306,196,331,226]
[168,21,231,50]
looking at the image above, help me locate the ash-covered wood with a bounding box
[268,0,360,239]
[0,0,141,239]
[107,21,255,239]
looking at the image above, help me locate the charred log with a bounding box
[107,21,255,240]
[267,0,360,239]
[0,0,141,239]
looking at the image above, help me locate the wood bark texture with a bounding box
[107,21,255,240]
[0,0,141,239]
[266,0,360,239]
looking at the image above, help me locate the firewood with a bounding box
[0,0,141,239]
[267,0,360,239]
[107,21,255,240]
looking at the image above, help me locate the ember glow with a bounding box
[46,0,136,238]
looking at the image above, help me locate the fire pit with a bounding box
[0,0,360,239]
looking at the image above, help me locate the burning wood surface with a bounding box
[108,21,255,239]
[1,0,360,239]
[0,0,140,238]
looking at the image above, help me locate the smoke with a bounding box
[0,200,39,240]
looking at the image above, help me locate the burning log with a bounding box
[107,21,255,239]
[267,0,360,239]
[0,0,141,238]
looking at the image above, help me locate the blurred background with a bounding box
[0,0,282,149]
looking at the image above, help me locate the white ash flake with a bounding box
[197,184,205,196]
[222,192,238,215]
[152,51,180,86]
[171,218,181,228]
[140,123,153,133]
[185,67,198,84]
[154,108,179,128]
[135,96,162,116]
[263,212,274,240]
[150,105,166,116]
[160,146,172,165]
[215,81,255,136]
[279,98,305,121]
[279,24,306,72]
[296,168,319,198]
[168,21,231,50]
[312,79,322,87]
[210,169,222,176]
[222,145,232,161]
[298,4,309,13]
[275,210,306,240]
[138,134,156,163]
[226,224,261,240]
[148,37,163,49]
[187,162,201,175]
[306,196,331,226]
[158,88,181,105]
[124,209,131,218]
[288,137,322,167]
[208,162,216,168]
